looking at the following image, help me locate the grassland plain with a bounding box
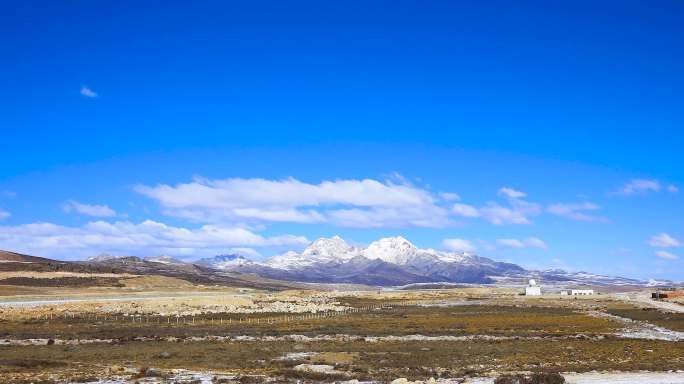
[0,304,622,339]
[1,288,683,382]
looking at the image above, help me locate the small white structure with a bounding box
[525,279,542,296]
[560,289,595,296]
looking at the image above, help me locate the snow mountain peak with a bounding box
[304,235,354,258]
[196,253,252,269]
[371,236,416,249]
[145,255,184,265]
[363,236,418,264]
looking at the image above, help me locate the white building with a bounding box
[525,279,542,296]
[560,289,594,296]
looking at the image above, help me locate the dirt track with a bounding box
[618,292,684,313]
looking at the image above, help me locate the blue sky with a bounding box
[1,1,683,279]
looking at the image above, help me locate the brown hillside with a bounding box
[0,250,56,263]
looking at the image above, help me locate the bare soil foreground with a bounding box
[1,281,683,383]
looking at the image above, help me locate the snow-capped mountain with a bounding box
[83,237,678,287]
[87,253,120,262]
[201,236,526,285]
[196,254,254,270]
[145,255,185,265]
[87,253,143,263]
[362,236,417,264]
[265,235,359,270]
[490,268,648,287]
[193,235,669,287]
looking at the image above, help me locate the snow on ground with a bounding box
[76,370,684,384]
[83,370,235,384]
[563,371,684,383]
[275,351,319,360]
[294,363,343,375]
[590,311,684,341]
[462,372,684,384]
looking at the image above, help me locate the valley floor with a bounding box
[1,282,683,383]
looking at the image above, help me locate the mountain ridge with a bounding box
[2,235,678,288]
[200,236,663,287]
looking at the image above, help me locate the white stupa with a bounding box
[525,279,541,296]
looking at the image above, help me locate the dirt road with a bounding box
[616,292,684,313]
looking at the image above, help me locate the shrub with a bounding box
[495,372,565,384]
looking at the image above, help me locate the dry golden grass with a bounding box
[311,351,359,365]
[118,275,198,289]
[0,271,136,279]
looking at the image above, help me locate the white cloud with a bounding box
[497,238,525,248]
[497,237,547,249]
[648,233,682,248]
[442,238,477,252]
[480,199,541,225]
[439,192,461,201]
[668,185,679,193]
[546,202,606,222]
[451,187,541,225]
[0,220,309,260]
[615,179,661,196]
[655,250,679,260]
[481,204,530,225]
[525,237,548,249]
[80,86,98,98]
[498,187,527,199]
[138,179,554,228]
[0,210,10,221]
[63,200,116,217]
[451,203,480,218]
[136,176,451,228]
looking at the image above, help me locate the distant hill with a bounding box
[0,249,303,291]
[81,253,306,290]
[0,250,57,263]
[0,250,119,274]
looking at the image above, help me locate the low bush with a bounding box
[495,372,565,384]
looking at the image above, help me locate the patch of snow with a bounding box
[196,254,254,270]
[563,371,684,384]
[591,311,684,341]
[293,363,340,374]
[87,253,121,262]
[145,255,183,264]
[276,351,318,361]
[81,369,236,384]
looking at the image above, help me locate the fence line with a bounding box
[0,300,436,325]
